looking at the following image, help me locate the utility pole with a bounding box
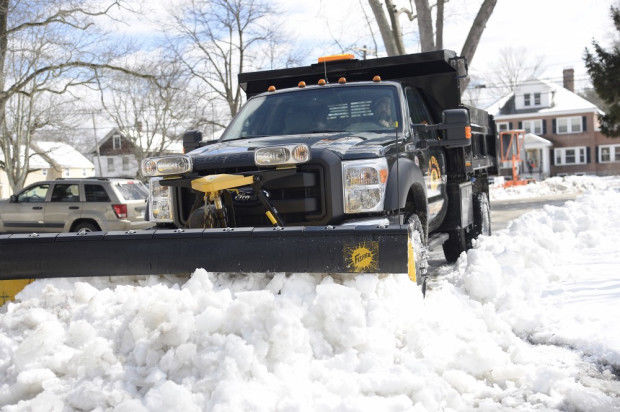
[91,112,103,176]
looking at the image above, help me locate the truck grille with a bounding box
[179,165,326,227]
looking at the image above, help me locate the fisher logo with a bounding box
[344,242,379,272]
[429,156,441,191]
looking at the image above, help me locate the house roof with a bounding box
[1,141,95,170]
[487,78,603,119]
[524,133,552,148]
[90,127,183,154]
[35,141,95,169]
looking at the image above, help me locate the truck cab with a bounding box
[145,50,497,263]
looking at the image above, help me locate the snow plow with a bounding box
[0,50,497,303]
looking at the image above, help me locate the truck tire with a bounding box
[442,193,491,263]
[442,230,466,263]
[187,205,227,228]
[472,192,491,237]
[407,213,428,285]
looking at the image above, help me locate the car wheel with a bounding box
[73,221,99,234]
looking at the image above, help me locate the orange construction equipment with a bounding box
[499,130,532,188]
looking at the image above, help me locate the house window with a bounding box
[64,168,70,177]
[497,122,509,131]
[82,168,88,176]
[107,157,115,172]
[522,119,543,134]
[554,147,587,166]
[122,156,130,171]
[598,145,620,163]
[41,169,47,176]
[524,93,531,106]
[534,93,541,105]
[556,116,583,134]
[112,134,122,150]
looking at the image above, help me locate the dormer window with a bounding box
[534,93,541,105]
[112,134,122,150]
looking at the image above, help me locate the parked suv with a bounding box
[0,178,152,233]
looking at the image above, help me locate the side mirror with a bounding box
[182,130,203,154]
[9,194,17,203]
[441,109,470,142]
[412,108,471,148]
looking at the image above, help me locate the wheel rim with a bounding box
[77,227,92,234]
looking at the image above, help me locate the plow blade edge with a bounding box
[0,225,412,280]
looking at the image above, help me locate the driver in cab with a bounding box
[372,96,396,129]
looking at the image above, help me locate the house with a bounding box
[0,141,95,198]
[89,128,183,177]
[488,69,620,177]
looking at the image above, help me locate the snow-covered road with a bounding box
[1,178,619,411]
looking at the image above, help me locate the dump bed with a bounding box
[239,50,467,121]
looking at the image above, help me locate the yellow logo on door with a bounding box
[429,156,441,191]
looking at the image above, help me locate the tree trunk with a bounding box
[413,0,434,51]
[368,0,399,56]
[385,0,406,55]
[460,0,497,90]
[435,0,444,50]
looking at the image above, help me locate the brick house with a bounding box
[488,69,620,177]
[89,128,183,177]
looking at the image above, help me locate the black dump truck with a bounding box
[0,50,497,293]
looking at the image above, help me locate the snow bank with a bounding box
[1,189,620,410]
[489,175,616,201]
[458,188,620,369]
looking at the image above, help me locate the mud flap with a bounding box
[0,226,416,302]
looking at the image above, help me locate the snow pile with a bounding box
[458,189,620,368]
[1,191,620,410]
[489,175,615,201]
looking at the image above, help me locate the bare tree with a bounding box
[170,0,278,119]
[485,46,546,98]
[96,59,211,173]
[367,0,497,90]
[0,0,155,193]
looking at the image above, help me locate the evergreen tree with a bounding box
[585,6,620,137]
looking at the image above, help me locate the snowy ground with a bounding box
[1,177,620,411]
[489,175,616,202]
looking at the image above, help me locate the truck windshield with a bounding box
[221,85,402,140]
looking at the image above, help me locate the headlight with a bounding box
[342,158,389,213]
[149,178,173,222]
[255,144,310,166]
[142,155,192,177]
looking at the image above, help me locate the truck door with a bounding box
[404,87,447,226]
[1,183,50,232]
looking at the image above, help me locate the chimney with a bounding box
[563,68,574,92]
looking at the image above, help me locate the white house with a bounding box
[0,141,95,199]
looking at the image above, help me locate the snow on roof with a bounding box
[1,142,94,170]
[35,141,95,169]
[487,78,602,118]
[523,133,552,147]
[485,93,513,115]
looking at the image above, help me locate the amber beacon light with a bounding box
[317,53,355,63]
